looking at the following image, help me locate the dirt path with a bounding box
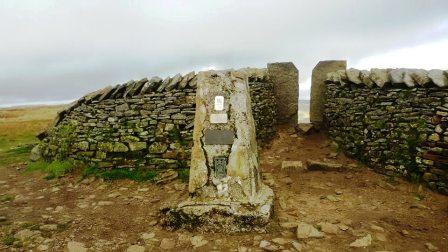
[1,126,447,251]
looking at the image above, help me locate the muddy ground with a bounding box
[0,126,447,251]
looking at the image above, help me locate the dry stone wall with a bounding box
[325,68,448,194]
[37,69,277,170]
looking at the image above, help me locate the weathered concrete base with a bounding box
[161,183,274,233]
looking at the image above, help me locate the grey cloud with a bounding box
[0,0,447,105]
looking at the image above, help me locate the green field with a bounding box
[0,105,64,166]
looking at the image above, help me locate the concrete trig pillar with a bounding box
[162,70,274,233]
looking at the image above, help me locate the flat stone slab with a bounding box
[306,160,344,172]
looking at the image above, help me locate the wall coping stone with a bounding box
[325,68,448,88]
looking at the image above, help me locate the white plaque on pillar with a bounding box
[214,96,224,111]
[210,113,227,124]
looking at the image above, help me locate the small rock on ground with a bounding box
[425,242,438,251]
[291,241,303,251]
[191,235,208,248]
[37,244,49,251]
[317,222,339,234]
[97,201,114,206]
[126,244,145,252]
[160,238,176,250]
[296,222,324,239]
[306,160,343,172]
[141,232,155,240]
[67,241,87,252]
[271,237,290,245]
[259,240,280,251]
[281,161,306,172]
[40,224,58,231]
[349,234,372,247]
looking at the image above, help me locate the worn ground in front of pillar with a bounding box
[0,107,447,251]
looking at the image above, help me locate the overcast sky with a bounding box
[1,0,447,107]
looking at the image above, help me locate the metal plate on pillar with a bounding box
[204,129,234,145]
[214,156,227,179]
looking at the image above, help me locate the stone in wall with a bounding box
[267,62,298,124]
[324,68,448,195]
[310,60,346,129]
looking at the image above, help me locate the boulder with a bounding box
[30,145,42,162]
[126,245,145,252]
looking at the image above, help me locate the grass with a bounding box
[82,166,157,182]
[19,222,40,230]
[0,194,15,202]
[26,160,74,179]
[178,168,189,183]
[0,105,63,167]
[0,145,34,167]
[2,234,19,246]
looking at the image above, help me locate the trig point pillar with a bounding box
[162,70,274,233]
[267,62,299,124]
